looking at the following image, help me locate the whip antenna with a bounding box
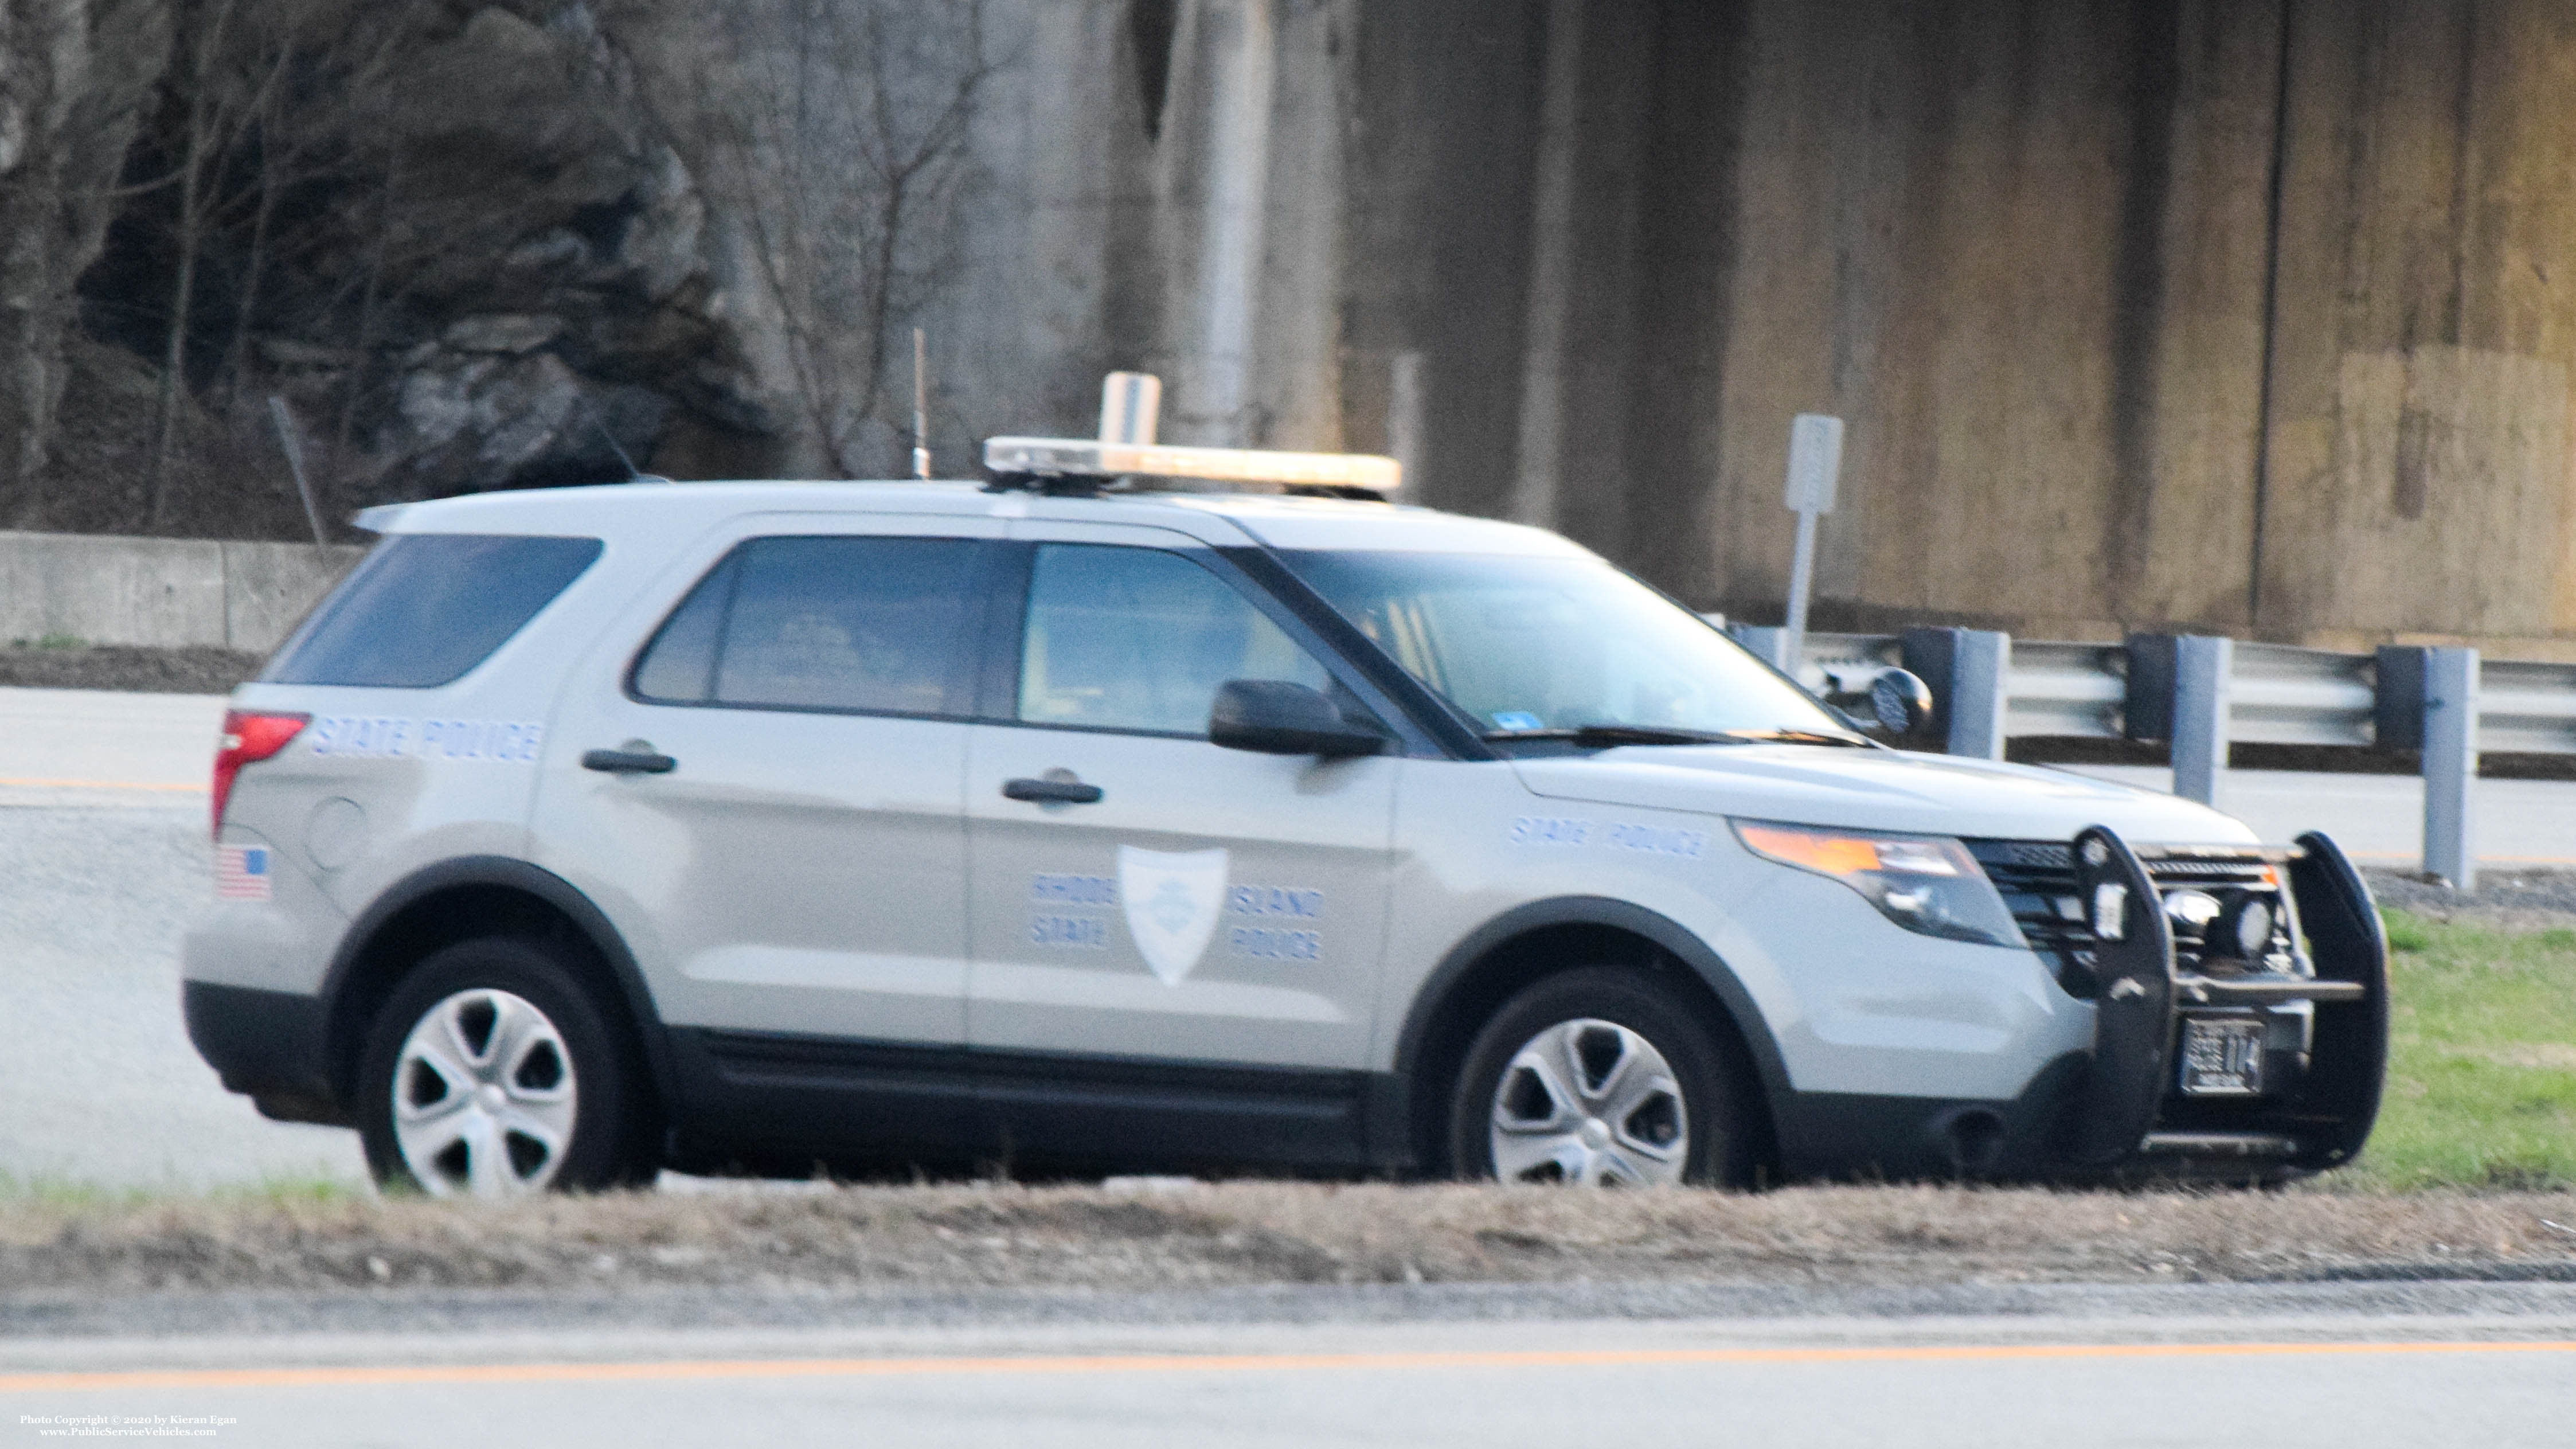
[912,327,932,480]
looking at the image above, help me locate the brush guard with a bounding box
[2063,825,2389,1174]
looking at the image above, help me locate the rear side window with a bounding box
[630,536,980,717]
[264,534,602,688]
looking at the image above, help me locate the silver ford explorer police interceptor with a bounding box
[181,413,2389,1197]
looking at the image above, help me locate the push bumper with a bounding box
[2062,826,2389,1174]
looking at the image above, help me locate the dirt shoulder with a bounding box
[2367,868,2576,931]
[7,1182,2573,1300]
[0,644,259,694]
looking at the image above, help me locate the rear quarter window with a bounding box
[263,533,603,688]
[628,535,981,716]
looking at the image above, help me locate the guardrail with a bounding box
[1726,623,2537,891]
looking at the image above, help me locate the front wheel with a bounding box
[1449,968,1756,1188]
[355,937,658,1197]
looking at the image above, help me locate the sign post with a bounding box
[1780,413,1844,672]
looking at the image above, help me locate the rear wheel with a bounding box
[1450,968,1754,1188]
[356,938,657,1197]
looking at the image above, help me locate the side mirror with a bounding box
[1869,667,1934,735]
[1209,679,1387,757]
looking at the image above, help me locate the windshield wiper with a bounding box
[1482,724,1878,750]
[1481,724,1744,748]
[1710,728,1874,748]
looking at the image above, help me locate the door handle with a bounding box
[582,746,677,775]
[1003,776,1103,804]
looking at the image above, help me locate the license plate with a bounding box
[2179,1017,2265,1096]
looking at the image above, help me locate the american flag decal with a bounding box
[214,845,273,901]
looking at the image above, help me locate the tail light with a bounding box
[212,710,308,837]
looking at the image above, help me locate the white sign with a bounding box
[1117,845,1230,986]
[1784,413,1844,514]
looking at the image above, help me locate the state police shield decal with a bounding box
[1116,845,1229,986]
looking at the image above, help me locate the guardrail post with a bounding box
[2421,646,2480,891]
[1901,627,2010,760]
[1729,623,1792,671]
[2127,634,2231,805]
[2170,635,2232,806]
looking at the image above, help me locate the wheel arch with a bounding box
[318,857,675,1121]
[1389,897,1791,1179]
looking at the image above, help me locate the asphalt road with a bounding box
[0,802,361,1189]
[1,684,2569,1190]
[0,689,361,1188]
[0,688,225,810]
[3,1297,2571,1448]
[2066,762,2576,868]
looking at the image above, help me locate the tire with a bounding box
[1449,967,1756,1188]
[355,936,658,1197]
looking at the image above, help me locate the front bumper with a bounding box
[2058,826,2389,1174]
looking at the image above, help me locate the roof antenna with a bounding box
[912,327,933,480]
[583,395,667,483]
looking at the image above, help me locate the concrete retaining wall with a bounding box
[0,532,366,655]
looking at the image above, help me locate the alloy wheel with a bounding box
[1488,1017,1688,1186]
[389,988,578,1197]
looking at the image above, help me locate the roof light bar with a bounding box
[982,436,1402,493]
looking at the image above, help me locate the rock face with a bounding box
[338,3,747,497]
[275,0,987,499]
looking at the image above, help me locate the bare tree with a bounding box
[0,0,171,526]
[140,0,420,528]
[691,0,998,477]
[143,0,245,525]
[107,0,431,529]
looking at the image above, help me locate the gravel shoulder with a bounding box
[6,1181,2574,1337]
[2367,866,2576,929]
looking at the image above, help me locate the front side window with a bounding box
[631,536,979,716]
[1280,550,1848,743]
[264,533,603,689]
[1018,544,1330,735]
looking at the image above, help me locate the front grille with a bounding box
[1964,839,2295,999]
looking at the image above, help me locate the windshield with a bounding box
[1280,550,1851,744]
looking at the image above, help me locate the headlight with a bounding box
[1731,821,2027,948]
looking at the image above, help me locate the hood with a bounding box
[1510,744,2261,847]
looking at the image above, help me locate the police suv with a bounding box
[182,409,2389,1197]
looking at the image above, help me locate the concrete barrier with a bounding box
[0,531,366,655]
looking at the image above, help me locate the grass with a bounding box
[2354,908,2576,1190]
[0,1171,359,1211]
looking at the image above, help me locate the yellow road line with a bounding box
[3,1339,2571,1393]
[0,777,203,792]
